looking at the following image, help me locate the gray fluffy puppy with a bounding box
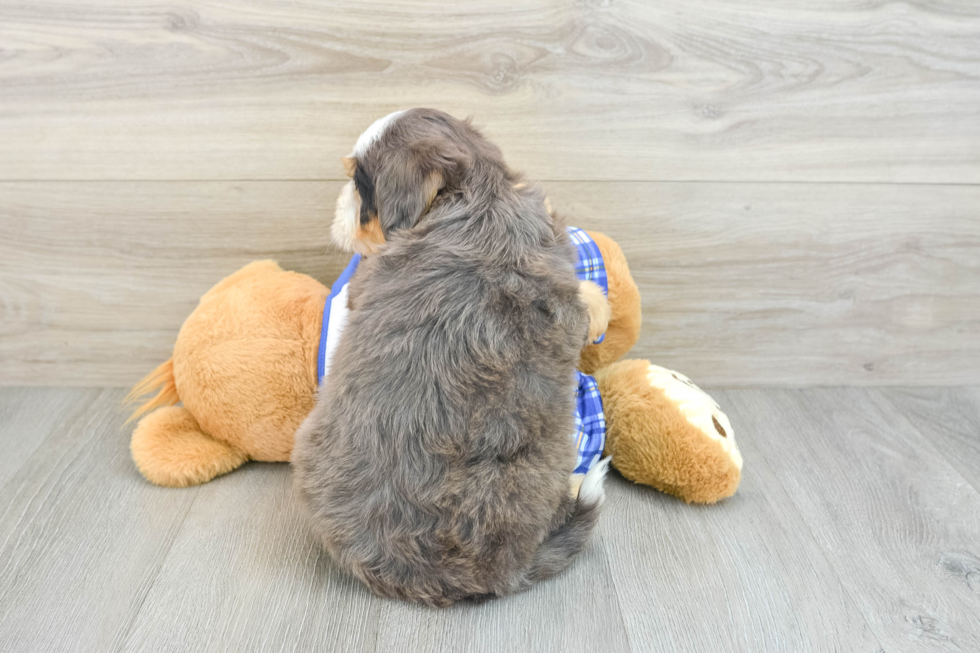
[292,108,609,607]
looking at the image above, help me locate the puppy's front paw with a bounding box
[579,280,611,343]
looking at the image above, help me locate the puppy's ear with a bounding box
[374,139,468,237]
[342,156,357,177]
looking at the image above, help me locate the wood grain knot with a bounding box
[166,9,200,32]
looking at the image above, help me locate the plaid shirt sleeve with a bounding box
[566,226,609,344]
[572,371,606,475]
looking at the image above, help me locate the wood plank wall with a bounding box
[1,0,978,386]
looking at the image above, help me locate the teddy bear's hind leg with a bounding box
[131,406,247,487]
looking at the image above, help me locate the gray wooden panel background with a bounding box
[1,0,978,182]
[1,0,978,386]
[2,181,978,386]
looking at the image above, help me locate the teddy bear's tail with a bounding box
[124,358,180,424]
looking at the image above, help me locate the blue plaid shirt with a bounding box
[566,226,608,344]
[318,227,608,476]
[572,370,606,474]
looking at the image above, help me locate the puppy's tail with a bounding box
[516,457,610,592]
[123,358,180,424]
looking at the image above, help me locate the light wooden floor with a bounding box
[1,386,979,652]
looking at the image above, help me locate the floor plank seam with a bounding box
[872,390,980,501]
[0,395,107,579]
[724,389,888,651]
[593,529,637,653]
[0,389,98,501]
[114,486,202,653]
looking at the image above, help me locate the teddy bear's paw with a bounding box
[644,365,743,472]
[579,280,611,343]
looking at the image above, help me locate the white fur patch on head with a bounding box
[645,365,743,470]
[351,110,406,157]
[578,456,610,505]
[332,181,358,252]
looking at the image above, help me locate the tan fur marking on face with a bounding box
[342,156,357,177]
[579,280,611,343]
[354,215,386,255]
[544,197,553,214]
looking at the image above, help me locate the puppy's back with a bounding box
[293,109,604,606]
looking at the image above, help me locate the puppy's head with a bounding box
[332,109,484,254]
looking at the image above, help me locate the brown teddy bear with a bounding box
[127,229,742,504]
